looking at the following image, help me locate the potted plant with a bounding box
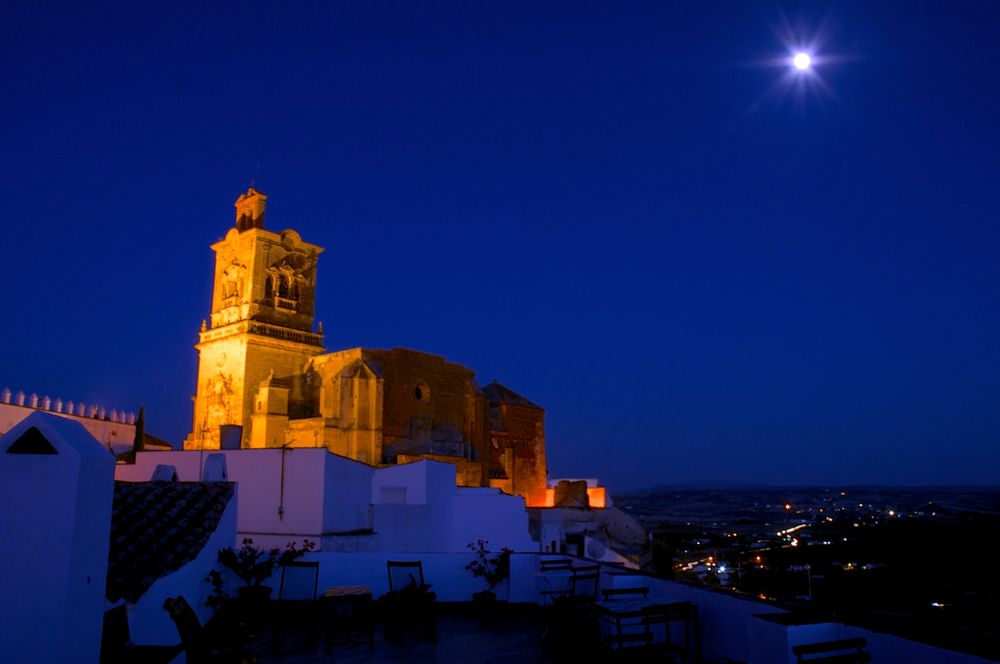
[215,538,315,602]
[465,539,512,604]
[378,577,437,642]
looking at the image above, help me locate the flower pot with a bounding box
[236,585,273,603]
[472,590,497,604]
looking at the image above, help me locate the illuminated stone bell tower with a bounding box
[184,188,325,449]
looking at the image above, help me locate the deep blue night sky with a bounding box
[2,2,998,491]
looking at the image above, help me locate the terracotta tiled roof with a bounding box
[114,434,174,463]
[141,433,174,451]
[482,382,541,409]
[106,481,234,603]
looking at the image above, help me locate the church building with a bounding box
[183,188,548,506]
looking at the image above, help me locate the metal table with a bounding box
[594,595,700,661]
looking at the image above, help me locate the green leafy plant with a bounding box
[205,568,227,613]
[216,538,315,588]
[465,539,512,591]
[378,577,436,607]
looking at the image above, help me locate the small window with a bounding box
[414,383,430,402]
[380,486,407,504]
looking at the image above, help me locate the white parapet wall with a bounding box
[0,400,138,454]
[508,554,994,664]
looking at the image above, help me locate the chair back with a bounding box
[571,569,601,601]
[387,560,425,592]
[642,602,699,660]
[279,560,320,600]
[163,596,208,663]
[539,557,573,572]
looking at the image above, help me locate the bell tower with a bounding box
[184,188,326,450]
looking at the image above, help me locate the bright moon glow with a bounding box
[793,52,812,70]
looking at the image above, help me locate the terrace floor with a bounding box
[251,604,572,664]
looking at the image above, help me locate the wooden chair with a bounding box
[793,637,871,663]
[387,560,426,592]
[384,560,436,643]
[279,560,320,600]
[642,601,700,663]
[599,601,700,662]
[272,561,322,651]
[541,561,600,605]
[543,564,604,647]
[164,596,250,664]
[539,557,574,572]
[570,566,601,605]
[539,558,575,604]
[163,596,210,663]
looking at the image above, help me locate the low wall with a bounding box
[507,556,993,664]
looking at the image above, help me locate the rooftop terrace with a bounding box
[245,605,559,664]
[143,553,997,664]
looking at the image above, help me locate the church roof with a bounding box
[114,433,174,463]
[106,481,234,603]
[482,381,541,409]
[142,433,174,451]
[339,359,384,379]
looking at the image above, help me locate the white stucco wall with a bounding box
[322,452,374,533]
[117,449,333,542]
[449,487,536,552]
[0,413,115,664]
[371,461,432,504]
[117,453,536,556]
[368,461,535,553]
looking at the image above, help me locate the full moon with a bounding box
[793,52,812,71]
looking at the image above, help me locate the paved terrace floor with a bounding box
[251,604,577,664]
